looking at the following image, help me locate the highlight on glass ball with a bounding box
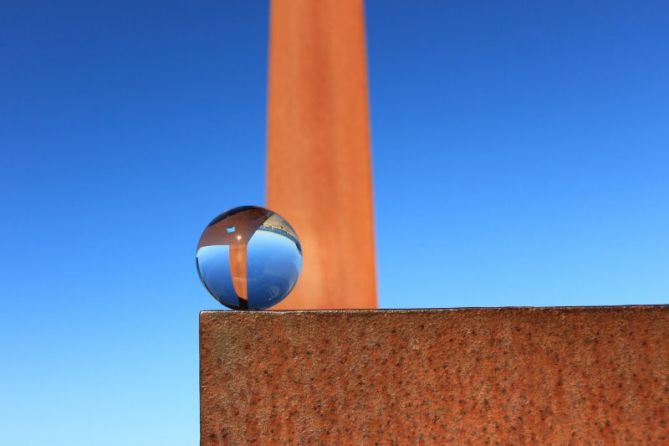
[196,206,302,310]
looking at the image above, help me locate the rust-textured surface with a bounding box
[266,0,377,309]
[201,306,669,445]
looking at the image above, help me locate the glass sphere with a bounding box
[196,206,302,310]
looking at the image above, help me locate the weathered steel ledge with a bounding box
[200,306,669,445]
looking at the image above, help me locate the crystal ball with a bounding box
[196,206,302,310]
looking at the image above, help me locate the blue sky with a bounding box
[1,1,667,444]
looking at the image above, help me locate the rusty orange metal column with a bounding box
[266,0,377,309]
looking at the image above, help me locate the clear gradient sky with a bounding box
[1,1,668,444]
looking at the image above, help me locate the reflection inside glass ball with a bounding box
[196,206,302,310]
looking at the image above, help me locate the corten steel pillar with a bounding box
[266,0,377,309]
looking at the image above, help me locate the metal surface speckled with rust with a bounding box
[200,306,669,445]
